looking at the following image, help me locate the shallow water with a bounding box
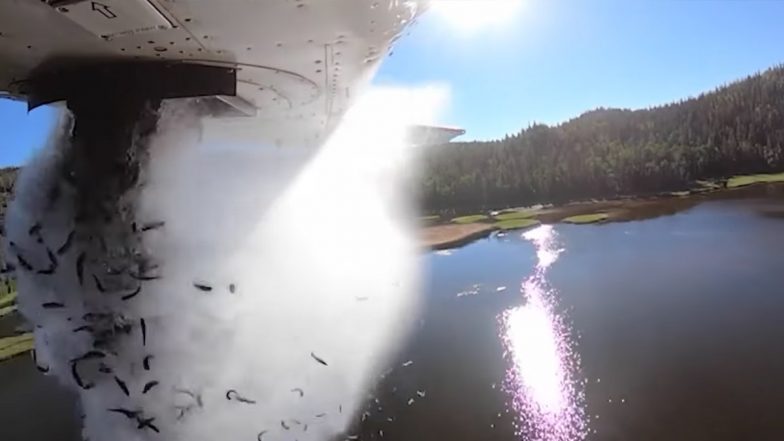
[3,194,784,440]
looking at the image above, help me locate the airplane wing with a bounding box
[0,0,431,147]
[407,124,466,146]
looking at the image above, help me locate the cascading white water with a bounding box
[5,85,447,441]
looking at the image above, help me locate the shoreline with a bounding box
[419,179,784,250]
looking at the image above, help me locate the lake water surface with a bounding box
[3,192,784,441]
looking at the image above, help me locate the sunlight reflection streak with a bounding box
[500,225,586,441]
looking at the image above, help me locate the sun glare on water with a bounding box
[430,0,524,33]
[500,225,587,441]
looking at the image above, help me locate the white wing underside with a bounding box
[0,0,427,147]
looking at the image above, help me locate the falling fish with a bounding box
[140,221,165,232]
[56,230,75,255]
[226,389,256,404]
[75,252,85,285]
[70,361,93,390]
[136,417,159,433]
[310,351,328,366]
[416,390,426,397]
[140,318,147,346]
[193,283,212,292]
[121,285,142,301]
[402,360,413,367]
[107,408,139,419]
[142,355,153,371]
[407,398,415,405]
[142,380,159,394]
[28,222,42,237]
[42,302,65,309]
[114,376,130,396]
[496,286,507,292]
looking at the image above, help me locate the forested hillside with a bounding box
[0,167,16,223]
[421,64,784,211]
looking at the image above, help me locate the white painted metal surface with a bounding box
[0,0,429,147]
[53,0,173,40]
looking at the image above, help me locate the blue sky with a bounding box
[3,0,784,166]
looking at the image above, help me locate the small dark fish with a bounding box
[226,389,256,404]
[315,413,326,418]
[46,248,57,266]
[339,404,343,413]
[0,263,15,274]
[42,302,65,309]
[355,296,369,301]
[37,266,55,275]
[114,376,130,396]
[121,285,142,301]
[310,352,328,366]
[28,222,42,236]
[140,221,165,232]
[229,283,236,294]
[92,275,106,293]
[107,408,139,419]
[193,283,212,292]
[129,272,160,281]
[16,253,34,271]
[140,318,147,346]
[291,387,304,397]
[281,421,290,430]
[131,222,138,233]
[304,424,308,432]
[257,430,268,441]
[32,350,50,373]
[142,355,153,371]
[71,361,93,390]
[137,417,159,433]
[142,380,159,394]
[76,252,86,285]
[98,363,113,374]
[72,325,93,333]
[174,388,203,408]
[57,231,75,255]
[79,350,106,361]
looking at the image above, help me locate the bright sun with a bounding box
[429,0,523,33]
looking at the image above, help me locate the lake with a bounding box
[3,190,784,440]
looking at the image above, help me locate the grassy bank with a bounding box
[727,172,784,188]
[422,174,784,249]
[0,292,16,309]
[451,214,489,224]
[563,213,609,224]
[495,218,540,230]
[0,305,17,318]
[0,333,33,362]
